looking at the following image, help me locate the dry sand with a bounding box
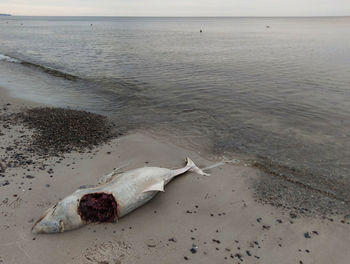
[0,86,349,264]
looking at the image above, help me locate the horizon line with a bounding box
[4,15,350,18]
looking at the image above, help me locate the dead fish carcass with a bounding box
[32,158,209,234]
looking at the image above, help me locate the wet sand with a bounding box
[0,86,350,264]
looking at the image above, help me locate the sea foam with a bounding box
[0,54,20,63]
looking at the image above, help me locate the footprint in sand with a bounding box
[73,240,133,264]
[8,197,22,209]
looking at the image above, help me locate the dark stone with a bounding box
[304,232,311,238]
[235,253,243,261]
[0,180,9,187]
[0,162,5,173]
[290,212,297,218]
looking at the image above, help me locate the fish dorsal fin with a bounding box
[98,170,121,184]
[78,184,95,189]
[98,163,130,185]
[142,180,165,193]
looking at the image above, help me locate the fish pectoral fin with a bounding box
[142,180,165,192]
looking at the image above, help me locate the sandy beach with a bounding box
[1,86,350,264]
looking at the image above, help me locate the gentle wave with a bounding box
[0,54,20,63]
[0,53,79,81]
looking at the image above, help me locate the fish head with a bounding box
[32,196,83,234]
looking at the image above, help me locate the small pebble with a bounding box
[304,232,311,239]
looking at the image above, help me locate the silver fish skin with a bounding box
[32,158,208,234]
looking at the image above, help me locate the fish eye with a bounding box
[58,219,65,232]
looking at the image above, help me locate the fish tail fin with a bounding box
[186,157,210,176]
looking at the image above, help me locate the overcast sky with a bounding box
[1,0,349,16]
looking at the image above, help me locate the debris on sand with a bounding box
[0,162,6,173]
[16,107,116,155]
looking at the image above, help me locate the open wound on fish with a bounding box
[78,193,118,222]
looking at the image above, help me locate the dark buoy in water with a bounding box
[266,25,270,28]
[200,29,203,33]
[90,24,93,26]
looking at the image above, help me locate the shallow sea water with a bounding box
[0,16,350,205]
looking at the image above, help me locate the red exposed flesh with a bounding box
[78,193,118,222]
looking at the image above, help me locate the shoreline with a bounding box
[1,86,350,263]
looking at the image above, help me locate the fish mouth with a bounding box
[32,220,60,234]
[32,203,58,233]
[77,192,118,223]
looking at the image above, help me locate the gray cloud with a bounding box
[1,0,349,16]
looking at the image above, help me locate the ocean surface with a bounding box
[0,16,350,203]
